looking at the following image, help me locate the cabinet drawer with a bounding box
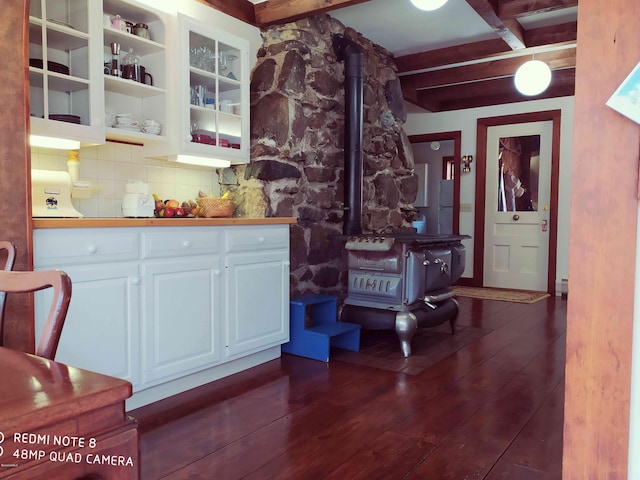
[141,228,221,259]
[33,229,139,266]
[225,226,289,253]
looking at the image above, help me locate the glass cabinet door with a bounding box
[179,14,250,164]
[28,0,103,144]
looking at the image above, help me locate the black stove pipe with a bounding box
[333,35,364,235]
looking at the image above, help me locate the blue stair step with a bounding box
[282,294,361,362]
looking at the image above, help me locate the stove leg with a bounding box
[395,311,418,358]
[449,298,459,334]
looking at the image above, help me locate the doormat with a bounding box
[331,323,490,376]
[452,286,550,304]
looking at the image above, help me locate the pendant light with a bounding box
[410,0,448,11]
[514,59,552,96]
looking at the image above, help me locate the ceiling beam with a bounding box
[253,0,371,26]
[498,0,578,19]
[465,0,526,49]
[399,45,576,91]
[198,0,256,25]
[409,69,575,111]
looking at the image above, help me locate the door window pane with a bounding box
[497,135,540,212]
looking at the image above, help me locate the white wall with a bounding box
[404,96,574,291]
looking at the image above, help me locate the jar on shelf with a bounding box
[133,23,150,40]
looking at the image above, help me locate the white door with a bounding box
[483,121,552,291]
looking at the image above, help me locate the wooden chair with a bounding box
[0,269,72,360]
[0,241,17,342]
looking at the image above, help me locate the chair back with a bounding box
[0,241,17,343]
[0,269,72,360]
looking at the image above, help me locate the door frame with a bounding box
[408,131,462,234]
[474,110,561,294]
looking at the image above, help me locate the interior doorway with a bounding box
[409,131,462,235]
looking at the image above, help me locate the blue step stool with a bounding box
[282,294,361,362]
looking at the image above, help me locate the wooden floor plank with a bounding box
[136,296,567,480]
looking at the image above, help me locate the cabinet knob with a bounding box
[284,261,290,266]
[183,240,191,248]
[131,277,140,285]
[87,244,97,254]
[258,236,265,243]
[214,269,221,276]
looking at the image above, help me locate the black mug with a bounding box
[121,65,153,85]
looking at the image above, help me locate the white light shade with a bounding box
[30,135,81,150]
[171,155,231,168]
[514,60,552,96]
[410,0,448,11]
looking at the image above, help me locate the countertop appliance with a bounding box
[122,181,154,217]
[32,169,83,218]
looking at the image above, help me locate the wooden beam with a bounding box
[395,22,576,75]
[498,0,578,19]
[465,0,526,49]
[198,0,256,24]
[2,0,34,352]
[399,46,576,91]
[563,0,640,476]
[254,0,371,26]
[411,68,574,111]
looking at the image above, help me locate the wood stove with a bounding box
[332,34,470,356]
[340,233,468,356]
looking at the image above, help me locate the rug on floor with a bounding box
[452,286,550,304]
[330,322,490,375]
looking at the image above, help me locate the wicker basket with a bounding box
[196,197,233,218]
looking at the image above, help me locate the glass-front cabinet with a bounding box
[102,0,168,144]
[177,14,250,164]
[28,0,104,144]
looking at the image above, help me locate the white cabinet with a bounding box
[28,0,104,144]
[33,223,290,408]
[33,229,140,386]
[225,226,290,357]
[102,0,169,144]
[163,14,250,164]
[142,256,222,383]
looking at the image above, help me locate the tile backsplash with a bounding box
[31,142,220,217]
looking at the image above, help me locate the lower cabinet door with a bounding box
[225,250,289,357]
[35,262,141,387]
[142,255,222,383]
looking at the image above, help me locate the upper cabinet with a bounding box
[176,14,250,165]
[102,0,168,144]
[28,1,251,162]
[28,0,104,144]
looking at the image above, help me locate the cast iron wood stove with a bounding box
[332,35,469,356]
[340,233,468,357]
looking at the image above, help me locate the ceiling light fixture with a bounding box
[410,0,448,11]
[514,59,552,96]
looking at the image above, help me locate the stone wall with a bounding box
[222,14,418,297]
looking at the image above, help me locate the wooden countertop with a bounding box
[33,217,297,229]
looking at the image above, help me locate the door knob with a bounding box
[513,214,520,221]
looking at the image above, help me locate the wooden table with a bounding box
[0,347,139,479]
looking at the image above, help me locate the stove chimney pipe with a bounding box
[333,34,364,236]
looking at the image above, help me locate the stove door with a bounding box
[404,250,426,306]
[424,247,453,292]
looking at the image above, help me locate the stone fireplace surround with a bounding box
[225,14,418,297]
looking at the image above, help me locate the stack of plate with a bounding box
[49,114,81,124]
[29,59,70,75]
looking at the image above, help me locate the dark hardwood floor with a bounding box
[132,295,566,479]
